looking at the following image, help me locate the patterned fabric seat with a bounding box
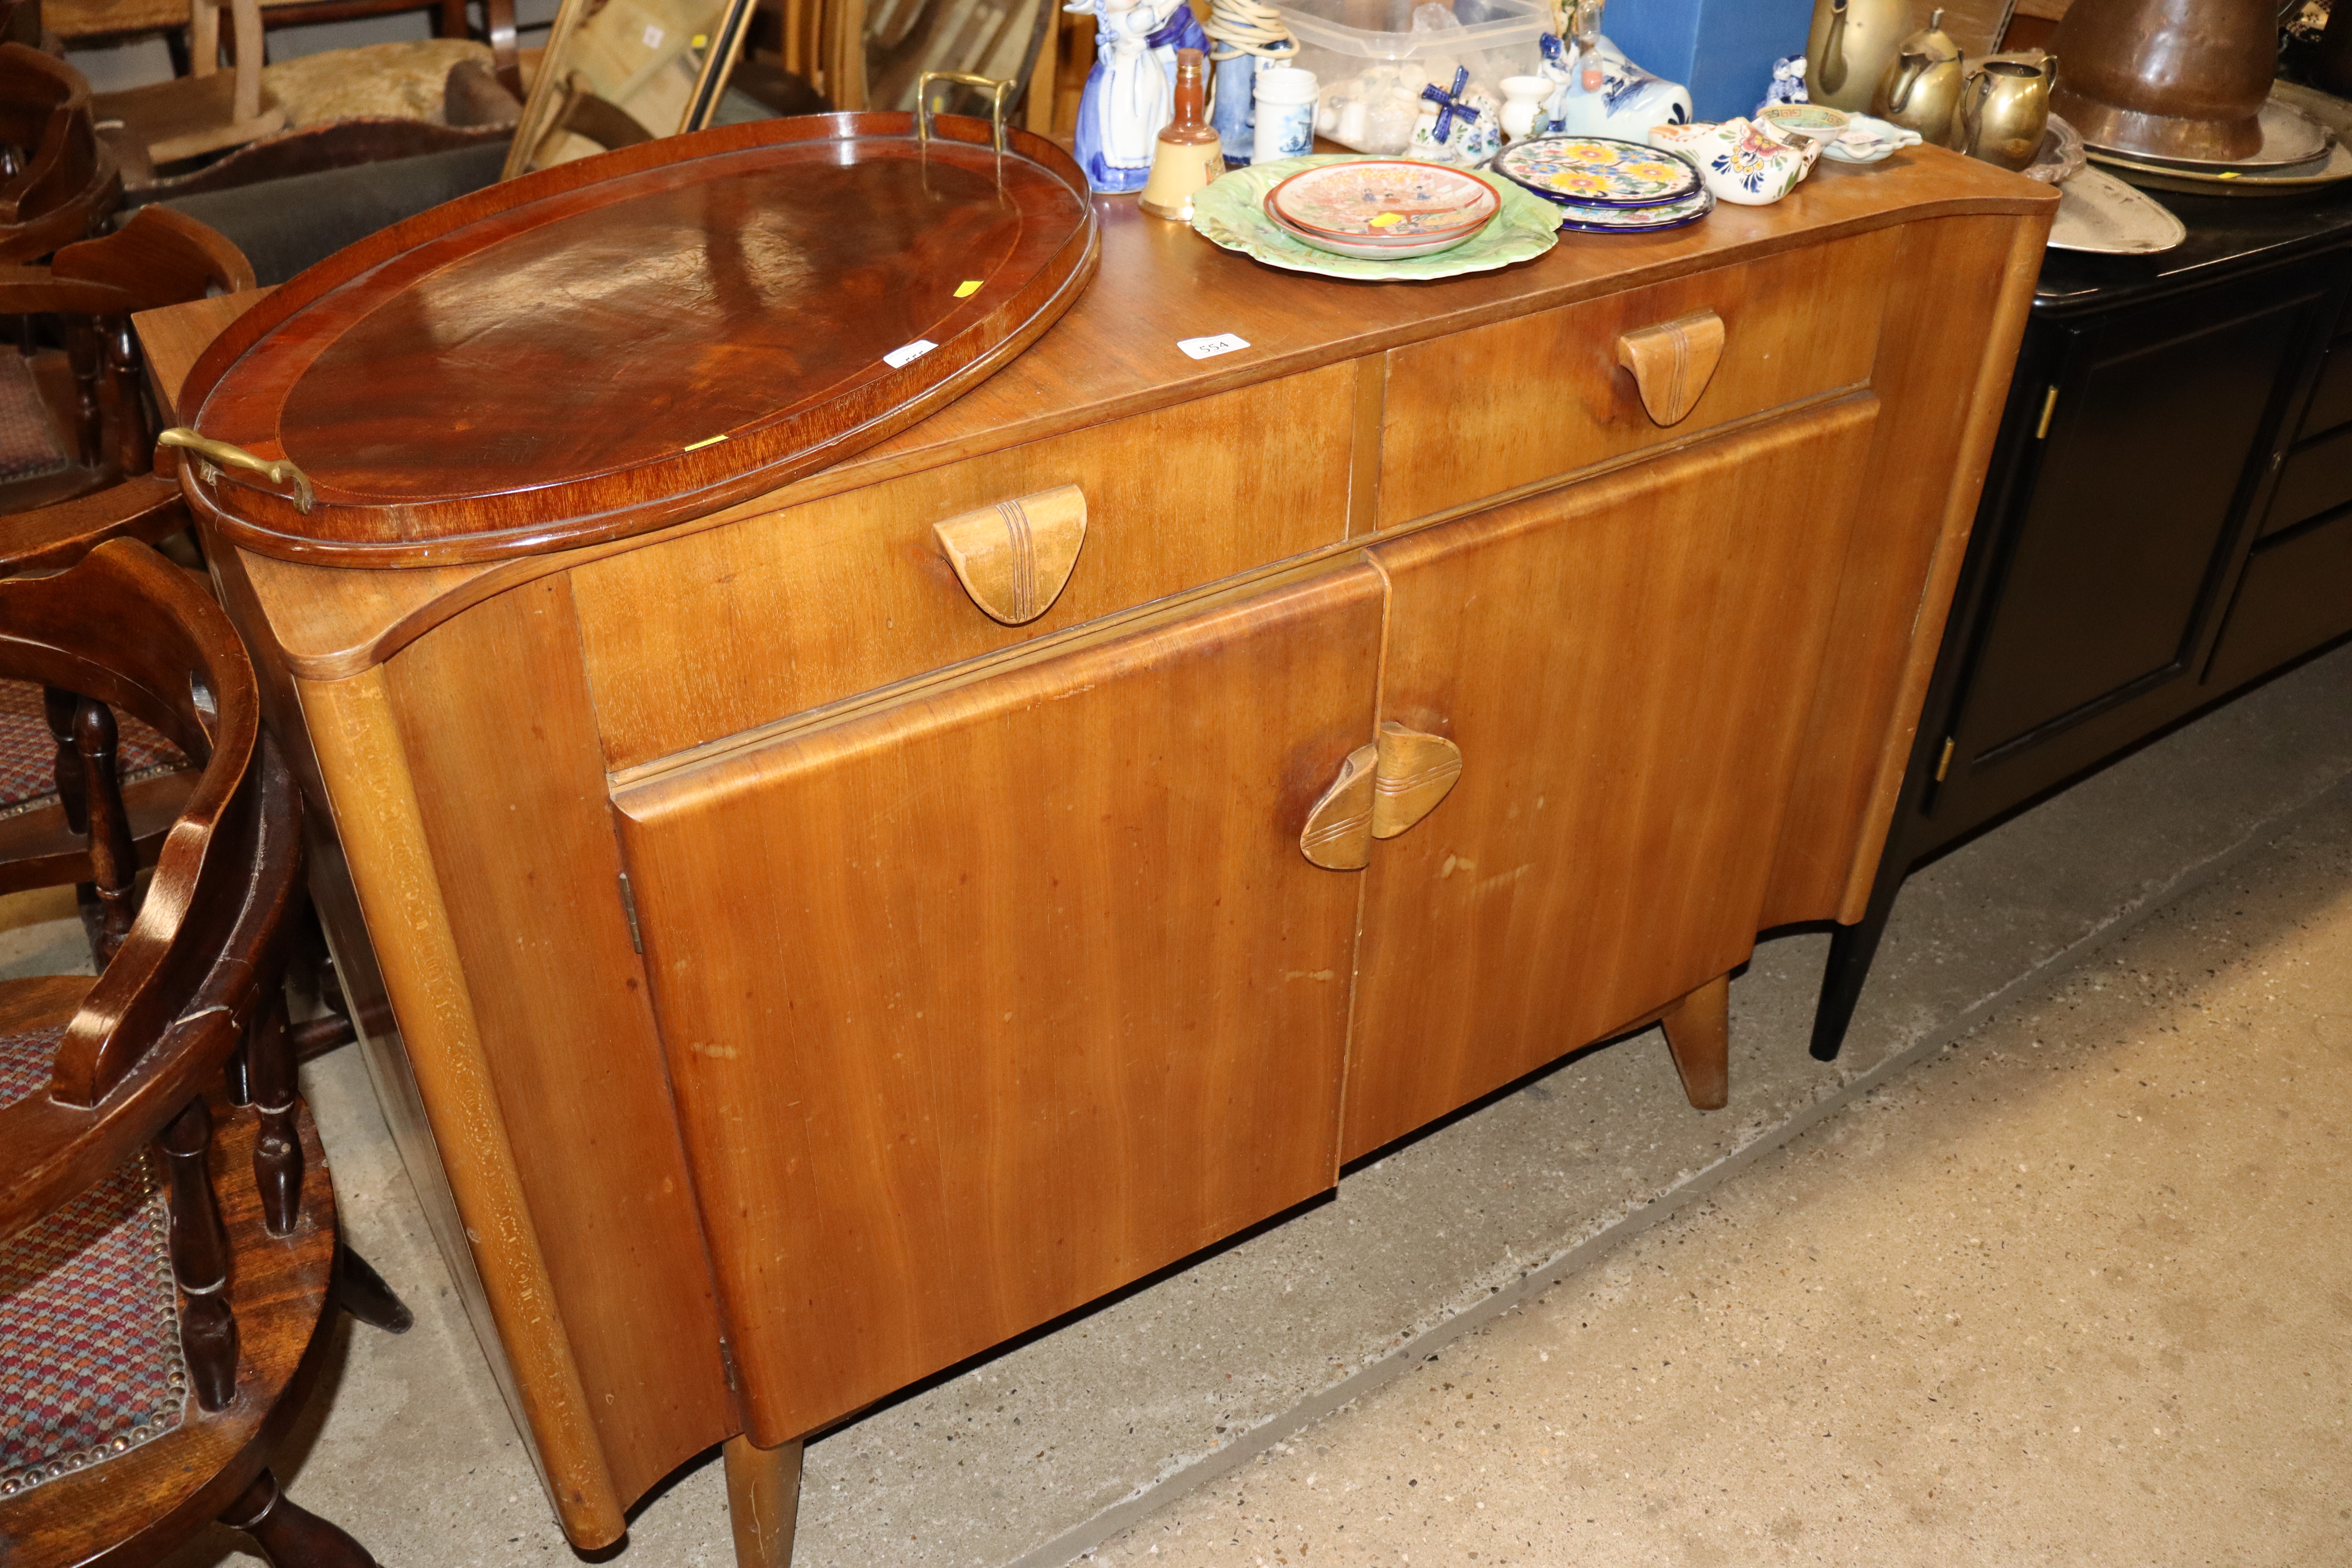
[0,677,188,821]
[0,1022,189,1501]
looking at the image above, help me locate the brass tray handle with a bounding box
[1299,723,1464,869]
[157,428,316,515]
[916,70,1013,157]
[932,483,1086,625]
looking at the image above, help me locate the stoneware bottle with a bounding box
[1140,48,1227,219]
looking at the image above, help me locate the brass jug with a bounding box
[1957,52,2056,171]
[1873,7,1967,147]
[1806,0,1911,113]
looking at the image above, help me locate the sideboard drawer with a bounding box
[573,362,1358,770]
[1375,229,1897,527]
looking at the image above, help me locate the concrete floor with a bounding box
[12,640,2342,1568]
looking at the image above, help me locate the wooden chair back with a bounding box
[0,541,290,1247]
[0,42,117,261]
[0,204,254,477]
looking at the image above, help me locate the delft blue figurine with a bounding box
[1543,31,1693,139]
[1068,0,1213,192]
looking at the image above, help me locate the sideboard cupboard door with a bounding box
[610,562,1387,1441]
[1341,399,1880,1161]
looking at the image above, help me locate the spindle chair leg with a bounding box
[160,1096,240,1410]
[43,686,87,832]
[75,698,138,964]
[62,318,102,468]
[248,994,303,1236]
[106,316,149,477]
[333,1245,414,1334]
[221,1470,379,1568]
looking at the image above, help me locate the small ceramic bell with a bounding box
[1140,48,1228,219]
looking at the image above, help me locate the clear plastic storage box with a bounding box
[1283,0,1552,154]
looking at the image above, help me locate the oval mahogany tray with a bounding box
[174,113,1099,568]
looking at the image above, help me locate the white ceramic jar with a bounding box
[1253,67,1320,163]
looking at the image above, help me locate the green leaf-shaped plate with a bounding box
[1192,154,1559,281]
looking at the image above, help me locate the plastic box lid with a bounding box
[1281,0,1551,59]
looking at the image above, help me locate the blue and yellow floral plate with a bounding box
[1492,136,1702,209]
[1550,187,1714,234]
[1191,155,1559,281]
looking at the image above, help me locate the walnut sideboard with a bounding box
[138,143,2054,1561]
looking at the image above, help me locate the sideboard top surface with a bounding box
[142,146,2052,681]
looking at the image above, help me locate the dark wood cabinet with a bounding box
[1813,187,2352,1058]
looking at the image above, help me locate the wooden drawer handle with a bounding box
[1299,723,1464,869]
[1614,309,1725,428]
[932,483,1087,625]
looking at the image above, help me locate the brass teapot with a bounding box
[1873,7,1967,147]
[1957,52,2058,171]
[1806,0,1911,113]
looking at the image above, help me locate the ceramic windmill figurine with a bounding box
[1069,0,1214,192]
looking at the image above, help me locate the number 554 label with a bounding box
[1178,333,1250,360]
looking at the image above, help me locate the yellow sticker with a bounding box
[684,434,730,452]
[955,279,984,297]
[691,33,708,46]
[1368,212,1404,228]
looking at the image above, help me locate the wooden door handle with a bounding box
[1614,309,1725,427]
[1299,723,1464,869]
[933,483,1087,624]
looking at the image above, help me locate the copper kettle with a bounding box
[2048,0,2276,162]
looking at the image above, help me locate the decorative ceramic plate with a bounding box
[1265,160,1499,241]
[1548,187,1713,232]
[1819,113,1924,164]
[1490,135,1701,209]
[2045,164,2185,254]
[2081,90,2332,171]
[1193,155,1559,281]
[1266,204,1494,260]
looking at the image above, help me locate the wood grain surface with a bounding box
[612,561,1386,1439]
[1341,399,1878,1161]
[1377,231,1895,526]
[139,147,2055,681]
[1757,212,2049,929]
[573,363,1357,770]
[378,581,737,1508]
[294,665,628,1545]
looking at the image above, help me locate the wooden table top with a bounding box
[139,145,2054,682]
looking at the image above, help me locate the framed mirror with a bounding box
[504,0,759,177]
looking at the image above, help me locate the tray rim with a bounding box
[174,112,1100,570]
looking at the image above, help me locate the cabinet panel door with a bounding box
[612,563,1385,1440]
[1343,401,1878,1161]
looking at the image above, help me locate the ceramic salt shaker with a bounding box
[1252,66,1318,163]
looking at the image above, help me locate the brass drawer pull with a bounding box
[932,483,1087,625]
[1614,309,1726,428]
[1299,723,1464,869]
[158,427,316,514]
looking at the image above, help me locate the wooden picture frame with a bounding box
[503,0,759,178]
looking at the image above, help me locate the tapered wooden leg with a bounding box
[221,1469,380,1568]
[1658,973,1730,1111]
[725,1435,803,1568]
[246,994,304,1236]
[334,1245,415,1334]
